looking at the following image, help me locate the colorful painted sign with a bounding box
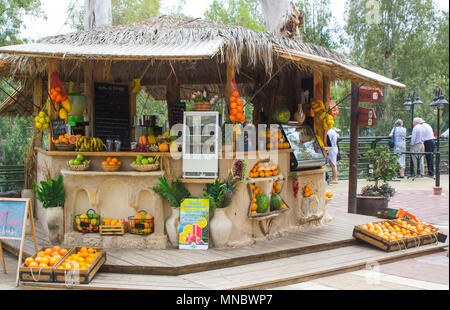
[179,199,209,250]
[0,199,27,239]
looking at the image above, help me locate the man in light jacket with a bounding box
[411,118,425,177]
[420,119,436,177]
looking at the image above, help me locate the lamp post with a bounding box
[403,92,423,134]
[430,88,448,195]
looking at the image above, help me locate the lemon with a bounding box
[36,122,42,129]
[39,111,46,117]
[39,117,46,124]
[45,116,50,123]
[43,123,49,129]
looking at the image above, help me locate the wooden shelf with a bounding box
[246,174,284,183]
[36,147,175,158]
[176,178,217,184]
[61,169,164,177]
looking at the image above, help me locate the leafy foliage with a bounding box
[152,177,191,209]
[205,0,265,31]
[33,175,66,208]
[361,145,401,197]
[361,183,396,198]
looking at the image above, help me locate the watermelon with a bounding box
[256,193,270,214]
[273,108,291,123]
[270,194,283,211]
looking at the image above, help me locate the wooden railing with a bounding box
[0,165,25,192]
[336,137,449,180]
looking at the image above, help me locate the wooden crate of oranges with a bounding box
[353,220,437,252]
[19,246,71,282]
[53,247,106,284]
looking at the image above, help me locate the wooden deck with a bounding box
[2,210,447,290]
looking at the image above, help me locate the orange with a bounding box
[240,115,246,122]
[102,161,108,166]
[159,143,169,152]
[230,109,238,116]
[111,158,118,163]
[80,247,88,253]
[34,256,42,264]
[229,96,237,103]
[117,161,122,166]
[52,245,61,252]
[236,98,243,105]
[232,91,239,97]
[230,102,237,109]
[237,105,243,113]
[59,249,68,256]
[87,248,95,254]
[51,251,60,257]
[49,257,59,266]
[106,157,112,163]
[24,257,34,267]
[236,113,243,120]
[40,256,49,265]
[39,263,48,268]
[229,115,237,122]
[28,261,39,268]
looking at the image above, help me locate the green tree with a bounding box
[0,0,43,46]
[204,0,265,31]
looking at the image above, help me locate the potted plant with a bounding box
[356,145,401,216]
[153,177,191,247]
[33,174,66,244]
[192,88,218,111]
[204,160,246,248]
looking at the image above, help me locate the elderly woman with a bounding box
[389,119,407,178]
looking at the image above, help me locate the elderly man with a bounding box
[411,118,425,177]
[420,119,436,177]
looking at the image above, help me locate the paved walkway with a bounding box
[274,175,449,290]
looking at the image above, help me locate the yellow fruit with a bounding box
[59,108,68,121]
[62,99,72,113]
[39,111,45,117]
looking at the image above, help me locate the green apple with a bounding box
[142,158,149,165]
[148,157,155,164]
[76,154,84,161]
[69,159,75,165]
[137,155,144,161]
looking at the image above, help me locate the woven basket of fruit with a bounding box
[101,157,122,172]
[130,163,160,172]
[131,155,160,172]
[55,143,75,151]
[74,209,100,233]
[67,160,90,171]
[128,211,154,235]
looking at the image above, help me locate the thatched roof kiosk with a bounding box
[0,15,406,213]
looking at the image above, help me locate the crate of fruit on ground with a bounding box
[74,209,100,233]
[19,246,71,283]
[128,211,154,235]
[130,155,160,172]
[53,247,106,284]
[99,218,127,235]
[352,220,436,252]
[391,218,440,246]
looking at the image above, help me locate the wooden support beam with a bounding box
[166,66,180,128]
[84,61,95,137]
[130,84,137,142]
[226,60,235,107]
[323,75,331,147]
[348,82,360,214]
[47,60,59,151]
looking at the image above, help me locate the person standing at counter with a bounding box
[420,118,436,177]
[327,127,340,184]
[411,118,426,177]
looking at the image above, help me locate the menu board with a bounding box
[179,199,209,250]
[51,119,67,139]
[94,83,130,148]
[0,199,27,239]
[171,102,186,126]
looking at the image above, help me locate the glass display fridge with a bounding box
[281,124,327,171]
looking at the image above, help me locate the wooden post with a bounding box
[25,78,44,189]
[0,240,6,273]
[323,75,331,147]
[348,82,360,214]
[130,84,137,141]
[166,68,180,128]
[226,60,235,106]
[47,60,59,151]
[84,61,94,137]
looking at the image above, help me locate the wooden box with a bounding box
[353,221,419,252]
[99,225,126,236]
[392,219,439,246]
[19,246,72,283]
[53,248,106,284]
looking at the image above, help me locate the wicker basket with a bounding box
[194,102,212,111]
[67,160,91,171]
[74,209,100,233]
[101,164,121,172]
[55,143,75,151]
[128,211,154,235]
[130,163,160,172]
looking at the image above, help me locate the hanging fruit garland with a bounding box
[228,79,245,124]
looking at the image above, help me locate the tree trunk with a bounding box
[260,0,291,34]
[84,0,112,30]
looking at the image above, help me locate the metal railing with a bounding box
[0,165,25,192]
[336,137,449,180]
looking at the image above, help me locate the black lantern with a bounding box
[403,92,423,134]
[430,88,448,193]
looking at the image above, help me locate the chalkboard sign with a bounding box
[171,102,186,126]
[0,199,27,239]
[51,119,67,139]
[94,83,130,148]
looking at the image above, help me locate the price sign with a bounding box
[179,199,209,250]
[51,119,67,139]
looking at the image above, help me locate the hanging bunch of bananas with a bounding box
[323,113,335,131]
[75,136,106,152]
[310,100,325,117]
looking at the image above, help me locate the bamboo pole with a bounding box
[47,60,59,151]
[84,61,94,137]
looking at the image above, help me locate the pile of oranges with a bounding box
[50,87,67,104]
[249,161,279,179]
[361,221,419,241]
[24,246,68,269]
[57,247,100,270]
[394,219,434,235]
[272,182,282,194]
[102,157,122,167]
[250,185,263,215]
[229,90,245,123]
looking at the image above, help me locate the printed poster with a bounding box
[0,200,27,239]
[179,199,209,250]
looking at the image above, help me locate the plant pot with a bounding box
[165,208,180,247]
[210,208,232,248]
[356,196,389,217]
[194,102,212,111]
[46,206,64,244]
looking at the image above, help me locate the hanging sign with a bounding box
[0,198,37,286]
[358,107,377,127]
[359,87,384,103]
[51,119,67,139]
[179,199,210,250]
